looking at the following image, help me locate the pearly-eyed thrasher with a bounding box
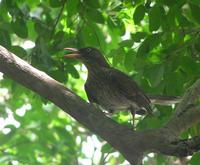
[64,47,152,119]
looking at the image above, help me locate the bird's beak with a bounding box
[64,48,81,58]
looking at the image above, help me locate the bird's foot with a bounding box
[130,109,136,130]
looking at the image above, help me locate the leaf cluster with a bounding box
[0,0,200,164]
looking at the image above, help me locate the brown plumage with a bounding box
[64,47,152,116]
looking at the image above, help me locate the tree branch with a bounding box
[164,79,200,136]
[0,45,138,164]
[1,45,200,165]
[165,136,200,157]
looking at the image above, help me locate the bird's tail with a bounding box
[147,94,181,105]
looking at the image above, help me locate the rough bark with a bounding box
[0,45,200,165]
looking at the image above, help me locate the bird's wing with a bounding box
[84,80,98,104]
[107,68,152,113]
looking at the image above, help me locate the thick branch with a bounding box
[165,106,200,137]
[1,45,200,165]
[161,136,200,157]
[163,79,200,137]
[0,45,139,164]
[175,79,200,116]
[149,80,200,156]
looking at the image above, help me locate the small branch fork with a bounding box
[0,45,200,165]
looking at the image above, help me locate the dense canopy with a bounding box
[0,0,200,164]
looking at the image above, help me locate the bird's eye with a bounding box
[86,48,92,52]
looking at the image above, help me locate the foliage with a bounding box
[0,0,200,164]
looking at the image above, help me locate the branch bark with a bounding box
[0,45,200,165]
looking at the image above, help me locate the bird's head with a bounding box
[64,47,109,68]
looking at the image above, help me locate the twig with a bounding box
[50,1,66,38]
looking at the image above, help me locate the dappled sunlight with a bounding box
[1,0,200,164]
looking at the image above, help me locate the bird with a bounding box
[64,47,152,121]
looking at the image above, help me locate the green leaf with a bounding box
[101,143,113,153]
[194,36,200,52]
[0,30,11,48]
[119,40,134,47]
[86,9,104,24]
[137,33,161,56]
[85,23,107,51]
[49,0,63,7]
[79,25,98,47]
[131,32,147,42]
[66,0,78,17]
[190,0,200,5]
[189,3,200,24]
[20,3,30,18]
[137,116,164,130]
[165,6,176,28]
[27,20,37,40]
[164,70,185,95]
[4,1,23,18]
[48,69,67,82]
[124,50,135,71]
[116,18,125,36]
[66,65,80,79]
[34,20,50,39]
[145,64,164,87]
[83,0,101,8]
[0,126,16,145]
[107,16,125,40]
[137,40,150,57]
[177,13,191,26]
[156,154,168,165]
[190,152,200,165]
[180,56,200,75]
[11,46,27,58]
[110,2,123,11]
[133,5,146,24]
[110,48,125,67]
[148,33,162,49]
[149,5,163,31]
[11,19,28,38]
[163,0,176,6]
